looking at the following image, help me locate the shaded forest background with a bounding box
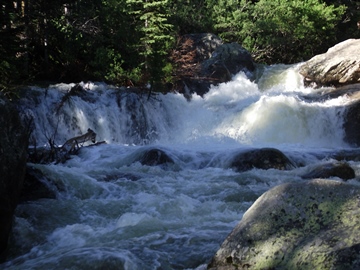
[1,0,359,93]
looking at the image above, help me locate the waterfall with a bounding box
[20,65,348,150]
[2,64,356,270]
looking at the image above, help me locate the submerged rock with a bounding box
[208,179,360,269]
[299,39,360,87]
[140,148,175,166]
[302,162,355,181]
[229,148,295,172]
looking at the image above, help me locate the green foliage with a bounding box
[212,0,346,63]
[0,0,355,90]
[169,0,214,34]
[126,0,175,88]
[0,1,26,88]
[210,0,253,41]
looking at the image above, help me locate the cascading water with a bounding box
[1,64,358,269]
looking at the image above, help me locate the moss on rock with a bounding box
[208,179,360,270]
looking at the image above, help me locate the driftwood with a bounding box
[28,128,103,164]
[61,128,96,153]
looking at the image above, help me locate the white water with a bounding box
[2,64,359,269]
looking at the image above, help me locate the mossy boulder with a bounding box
[208,179,360,269]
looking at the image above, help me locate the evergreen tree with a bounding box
[126,0,175,89]
[0,1,25,89]
[169,0,214,34]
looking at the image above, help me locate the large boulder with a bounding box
[177,33,223,63]
[229,148,295,172]
[0,97,29,260]
[299,39,360,87]
[174,33,255,97]
[201,42,255,81]
[208,179,360,270]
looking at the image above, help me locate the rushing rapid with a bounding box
[2,64,357,269]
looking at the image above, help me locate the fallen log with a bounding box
[28,128,100,164]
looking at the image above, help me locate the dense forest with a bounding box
[1,0,359,93]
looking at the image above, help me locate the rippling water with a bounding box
[2,64,358,269]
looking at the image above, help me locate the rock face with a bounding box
[0,97,29,260]
[229,148,295,172]
[208,179,360,270]
[174,33,255,97]
[299,39,360,87]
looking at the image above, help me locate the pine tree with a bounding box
[126,0,175,89]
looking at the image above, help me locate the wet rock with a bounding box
[343,99,360,146]
[140,148,174,166]
[201,42,255,81]
[174,33,255,97]
[299,39,360,87]
[229,148,295,172]
[208,179,360,270]
[302,162,355,181]
[178,33,223,63]
[0,96,29,260]
[20,166,57,202]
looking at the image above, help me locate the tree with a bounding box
[126,0,175,90]
[0,1,25,90]
[210,0,253,42]
[169,0,214,34]
[211,0,346,64]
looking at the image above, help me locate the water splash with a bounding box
[3,64,354,269]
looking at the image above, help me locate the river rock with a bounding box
[229,148,295,172]
[0,97,29,260]
[301,162,355,181]
[140,148,174,166]
[208,179,360,270]
[299,39,360,87]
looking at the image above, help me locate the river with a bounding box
[1,64,358,269]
